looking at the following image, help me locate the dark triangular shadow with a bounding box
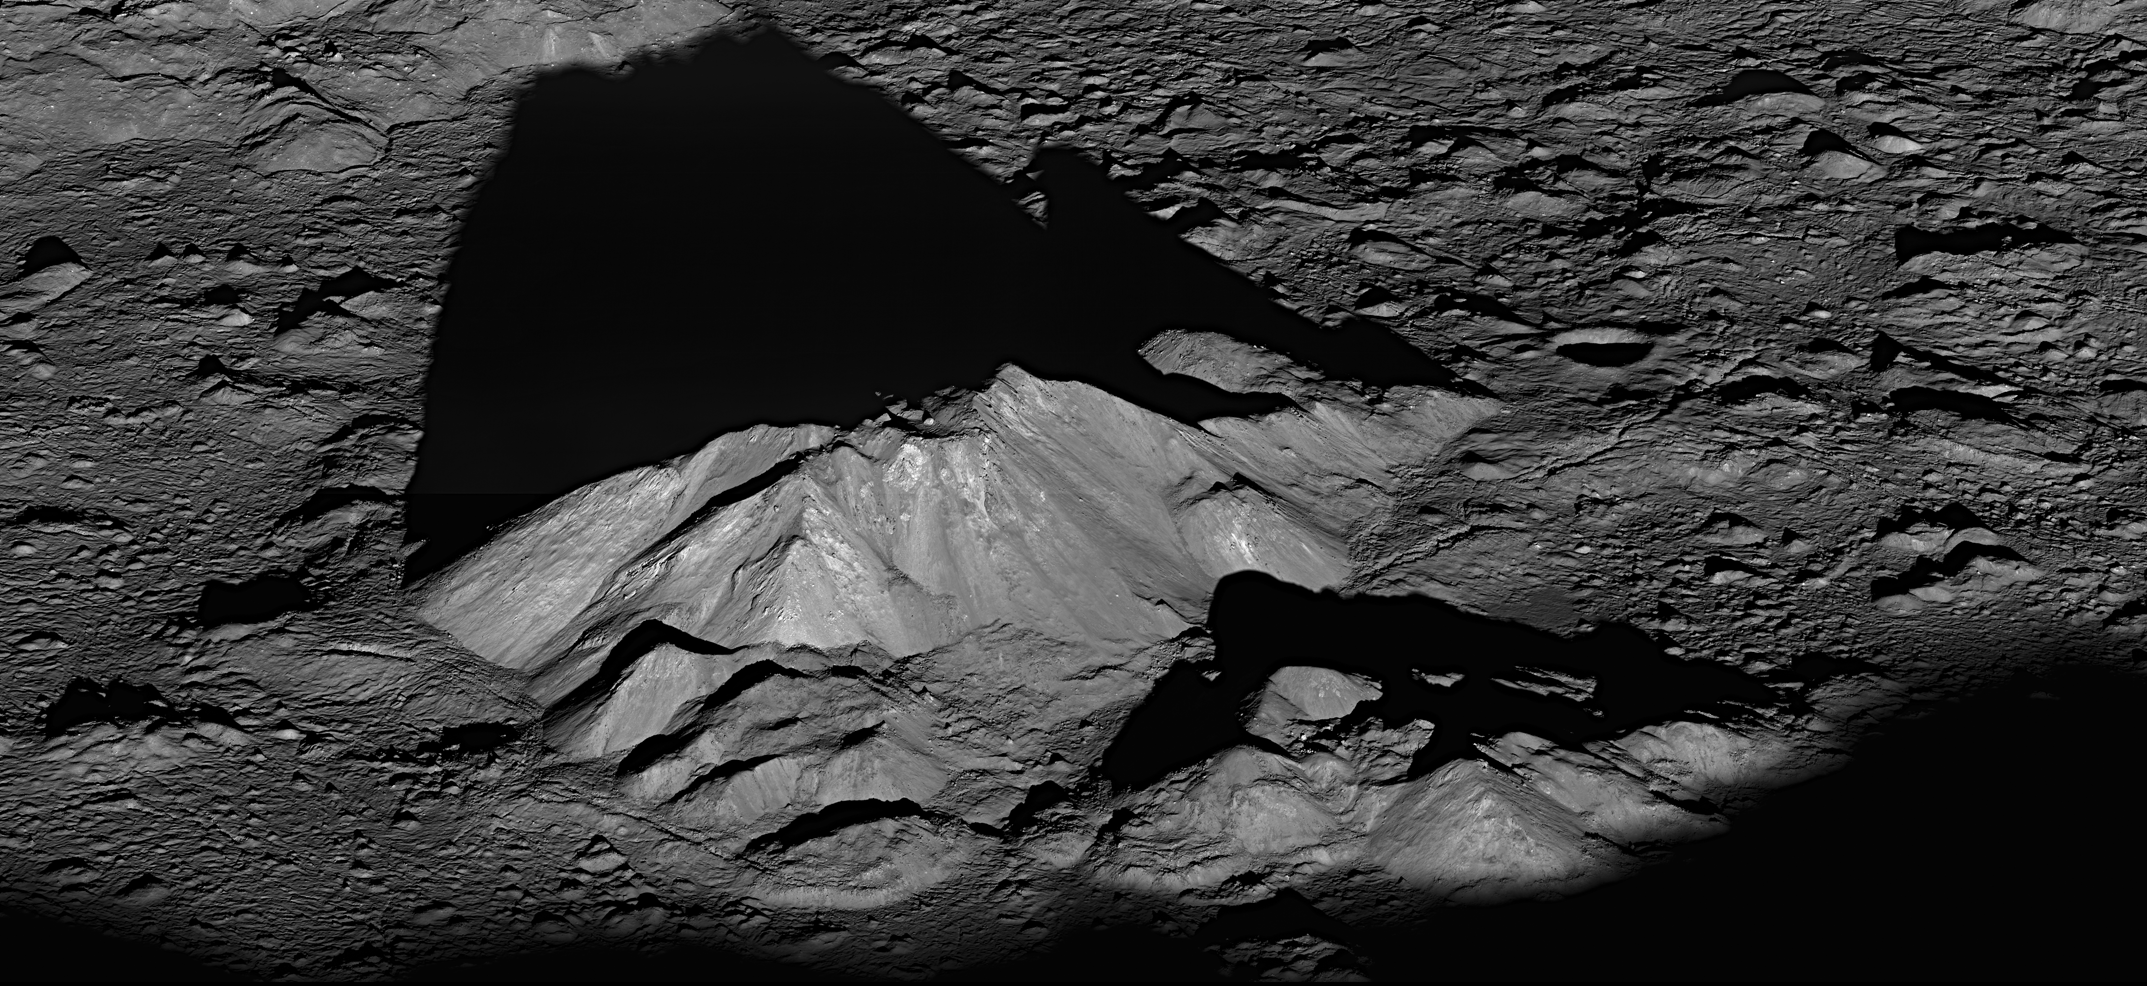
[19,235,82,277]
[1029,146,1457,391]
[406,27,1449,582]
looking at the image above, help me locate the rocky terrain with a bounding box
[4,0,2146,979]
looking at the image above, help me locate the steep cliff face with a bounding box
[414,353,1496,763]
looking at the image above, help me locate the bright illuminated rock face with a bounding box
[411,359,1495,879]
[417,361,1490,728]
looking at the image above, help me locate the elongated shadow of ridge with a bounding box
[970,665,2147,982]
[1100,572,1778,790]
[544,619,738,716]
[405,26,1450,583]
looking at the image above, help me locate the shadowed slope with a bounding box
[408,28,1447,581]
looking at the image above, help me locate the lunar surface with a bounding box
[4,0,2146,979]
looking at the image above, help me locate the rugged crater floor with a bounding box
[4,0,2147,980]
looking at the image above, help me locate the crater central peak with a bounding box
[414,358,1494,696]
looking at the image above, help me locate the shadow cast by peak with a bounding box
[404,25,1451,583]
[1024,144,1455,393]
[1099,572,1777,791]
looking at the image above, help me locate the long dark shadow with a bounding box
[405,27,1446,582]
[1099,571,1776,791]
[1028,145,1457,392]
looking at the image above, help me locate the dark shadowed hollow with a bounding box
[404,27,1448,581]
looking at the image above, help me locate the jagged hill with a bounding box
[414,348,1495,759]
